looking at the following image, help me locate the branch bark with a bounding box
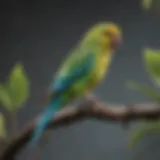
[0,99,160,160]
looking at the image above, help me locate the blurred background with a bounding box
[1,0,160,160]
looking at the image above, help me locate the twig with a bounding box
[0,99,160,160]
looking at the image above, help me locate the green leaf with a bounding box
[141,0,153,11]
[6,62,30,111]
[143,48,160,87]
[129,121,160,149]
[141,0,160,13]
[0,84,12,111]
[127,81,160,101]
[0,113,7,138]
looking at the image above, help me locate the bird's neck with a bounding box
[80,40,114,57]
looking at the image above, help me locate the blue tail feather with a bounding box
[29,99,61,147]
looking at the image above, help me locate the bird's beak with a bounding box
[111,35,122,49]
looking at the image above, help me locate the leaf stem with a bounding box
[9,111,19,138]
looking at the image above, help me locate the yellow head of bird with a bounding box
[101,23,122,50]
[82,22,122,51]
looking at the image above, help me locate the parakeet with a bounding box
[30,22,122,146]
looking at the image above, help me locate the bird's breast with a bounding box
[93,52,112,82]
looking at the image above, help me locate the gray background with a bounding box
[1,0,160,160]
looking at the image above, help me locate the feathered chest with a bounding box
[94,51,112,81]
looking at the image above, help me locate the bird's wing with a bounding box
[49,48,95,94]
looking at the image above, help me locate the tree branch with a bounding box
[0,99,160,160]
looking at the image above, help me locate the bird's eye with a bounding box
[103,30,113,38]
